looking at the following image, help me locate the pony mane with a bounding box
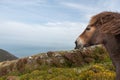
[90,11,120,35]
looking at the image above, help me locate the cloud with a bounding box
[103,0,120,11]
[60,0,120,21]
[0,21,86,47]
[60,2,100,22]
[0,20,87,57]
[0,0,46,5]
[61,2,97,11]
[1,0,120,57]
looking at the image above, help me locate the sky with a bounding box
[0,0,120,57]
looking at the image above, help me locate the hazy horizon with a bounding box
[1,45,73,57]
[0,0,120,57]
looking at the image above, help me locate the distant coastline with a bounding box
[2,46,72,58]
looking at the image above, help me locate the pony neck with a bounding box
[104,35,120,66]
[104,34,120,80]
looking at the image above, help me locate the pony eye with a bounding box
[86,28,91,30]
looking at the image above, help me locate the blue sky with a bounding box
[0,0,120,57]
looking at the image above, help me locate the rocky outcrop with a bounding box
[0,47,108,76]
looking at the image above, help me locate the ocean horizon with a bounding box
[1,46,73,58]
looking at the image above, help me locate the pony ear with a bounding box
[100,20,120,35]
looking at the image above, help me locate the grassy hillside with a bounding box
[0,49,18,62]
[0,46,115,80]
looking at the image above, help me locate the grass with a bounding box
[0,62,114,80]
[0,46,116,80]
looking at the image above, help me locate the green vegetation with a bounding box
[0,46,115,80]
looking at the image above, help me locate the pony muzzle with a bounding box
[74,40,84,49]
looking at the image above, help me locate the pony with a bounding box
[75,11,120,80]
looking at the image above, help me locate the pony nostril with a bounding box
[74,41,82,49]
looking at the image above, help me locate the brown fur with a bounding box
[75,11,120,80]
[90,11,120,35]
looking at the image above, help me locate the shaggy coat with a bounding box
[90,12,120,35]
[75,11,120,80]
